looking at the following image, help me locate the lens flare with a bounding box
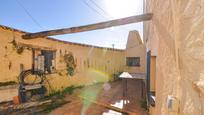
[80,68,111,114]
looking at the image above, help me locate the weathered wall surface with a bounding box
[144,0,204,115]
[0,26,125,93]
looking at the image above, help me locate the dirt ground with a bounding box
[49,79,147,115]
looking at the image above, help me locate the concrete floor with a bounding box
[50,79,147,115]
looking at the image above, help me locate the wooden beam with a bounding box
[23,13,153,39]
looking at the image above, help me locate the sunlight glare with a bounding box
[105,0,141,19]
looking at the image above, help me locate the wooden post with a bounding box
[22,13,153,39]
[32,48,35,74]
[20,64,24,73]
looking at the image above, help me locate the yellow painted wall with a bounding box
[144,0,204,114]
[125,30,146,73]
[0,26,125,92]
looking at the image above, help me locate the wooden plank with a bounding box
[23,13,153,39]
[0,100,52,111]
[23,84,42,90]
[15,100,52,110]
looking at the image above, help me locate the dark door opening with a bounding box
[146,51,155,106]
[41,50,54,73]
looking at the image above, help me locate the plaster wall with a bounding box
[144,0,204,115]
[0,26,125,93]
[125,31,146,74]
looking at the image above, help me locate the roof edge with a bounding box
[0,25,125,52]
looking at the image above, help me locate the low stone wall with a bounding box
[0,85,18,103]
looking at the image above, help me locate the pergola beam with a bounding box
[22,13,153,39]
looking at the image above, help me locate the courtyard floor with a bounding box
[49,79,147,115]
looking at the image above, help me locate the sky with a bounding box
[0,0,143,49]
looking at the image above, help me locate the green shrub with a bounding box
[140,99,149,111]
[45,85,84,100]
